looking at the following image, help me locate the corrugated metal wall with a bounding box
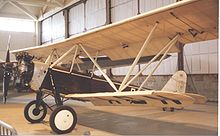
[41,12,65,43]
[111,0,138,22]
[140,0,176,12]
[41,17,52,44]
[63,0,107,36]
[41,0,218,75]
[52,12,65,42]
[86,0,106,29]
[112,39,218,75]
[184,39,218,74]
[69,3,85,35]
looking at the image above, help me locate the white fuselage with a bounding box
[30,61,49,91]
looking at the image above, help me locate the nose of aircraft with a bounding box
[2,51,34,104]
[17,54,34,91]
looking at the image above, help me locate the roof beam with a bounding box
[41,0,51,15]
[0,1,8,10]
[14,0,57,7]
[40,0,64,16]
[52,0,64,7]
[3,0,60,7]
[8,0,38,21]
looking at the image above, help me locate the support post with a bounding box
[91,51,99,77]
[69,46,78,73]
[35,91,43,109]
[177,42,184,70]
[76,60,82,72]
[79,44,118,92]
[35,21,41,46]
[137,0,140,15]
[106,68,113,78]
[137,34,180,91]
[119,22,159,91]
[64,9,69,39]
[106,0,111,24]
[48,69,63,106]
[120,35,180,91]
[45,50,54,64]
[50,46,75,68]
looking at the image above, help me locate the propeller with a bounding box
[3,35,12,104]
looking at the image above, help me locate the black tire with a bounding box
[49,105,77,134]
[24,100,47,123]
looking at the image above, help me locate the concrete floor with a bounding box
[0,92,218,135]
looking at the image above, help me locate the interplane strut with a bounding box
[119,22,159,92]
[50,46,76,68]
[137,34,180,91]
[120,34,180,91]
[69,45,78,73]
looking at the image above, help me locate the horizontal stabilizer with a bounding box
[185,93,207,104]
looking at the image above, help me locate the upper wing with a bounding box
[11,0,218,63]
[64,91,195,108]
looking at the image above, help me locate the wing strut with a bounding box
[79,44,119,92]
[120,34,180,91]
[119,22,159,91]
[50,46,76,68]
[137,34,180,91]
[91,51,99,77]
[69,45,78,73]
[76,58,82,72]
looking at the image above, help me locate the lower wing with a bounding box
[64,91,196,109]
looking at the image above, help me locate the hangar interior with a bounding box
[0,0,218,101]
[0,0,218,135]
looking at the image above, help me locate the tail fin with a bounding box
[161,71,187,93]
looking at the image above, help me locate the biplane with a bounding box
[1,0,217,134]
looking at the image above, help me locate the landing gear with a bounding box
[24,100,47,123]
[162,107,175,112]
[23,88,77,134]
[49,105,77,134]
[23,70,78,134]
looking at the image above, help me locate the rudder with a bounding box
[161,70,187,93]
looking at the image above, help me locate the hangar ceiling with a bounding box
[0,0,75,20]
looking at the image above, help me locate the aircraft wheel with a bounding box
[24,100,47,123]
[49,105,77,134]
